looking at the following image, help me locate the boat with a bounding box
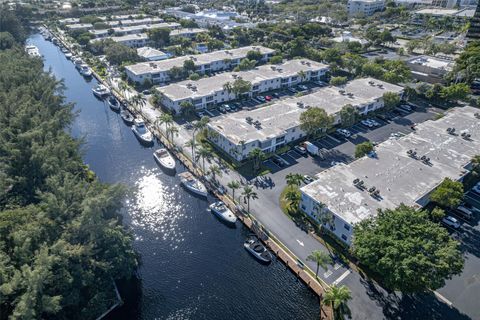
[179,172,208,197]
[131,119,153,144]
[120,109,135,125]
[52,38,58,45]
[209,201,237,224]
[153,148,176,171]
[107,96,121,111]
[74,58,83,69]
[79,65,92,77]
[92,84,110,98]
[244,236,272,264]
[25,45,41,57]
[65,52,73,59]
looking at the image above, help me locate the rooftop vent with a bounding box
[301,60,306,65]
[368,80,375,85]
[406,149,417,158]
[347,92,354,97]
[377,84,384,89]
[306,62,311,66]
[420,155,431,165]
[446,127,456,135]
[271,66,277,71]
[246,116,253,124]
[474,112,480,119]
[339,89,346,95]
[353,179,364,189]
[461,132,471,140]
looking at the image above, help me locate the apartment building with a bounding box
[158,59,329,114]
[406,55,454,83]
[347,0,385,16]
[125,46,275,85]
[300,106,480,245]
[206,78,402,162]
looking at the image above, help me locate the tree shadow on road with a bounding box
[358,277,471,320]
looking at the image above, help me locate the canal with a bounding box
[28,33,320,320]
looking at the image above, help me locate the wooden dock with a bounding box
[47,26,334,320]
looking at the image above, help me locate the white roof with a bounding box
[301,106,480,225]
[137,47,167,58]
[407,55,453,72]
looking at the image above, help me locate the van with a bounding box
[455,205,473,220]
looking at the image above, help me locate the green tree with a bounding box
[189,72,200,80]
[236,58,257,71]
[156,113,173,134]
[167,66,186,81]
[0,31,16,49]
[339,104,359,128]
[232,79,252,99]
[269,55,283,64]
[166,125,179,144]
[242,186,258,213]
[353,204,464,292]
[284,188,301,211]
[104,42,140,65]
[197,147,211,171]
[183,59,196,74]
[147,27,170,47]
[307,250,332,278]
[324,285,352,319]
[329,76,348,86]
[382,91,400,111]
[208,164,222,182]
[299,107,333,138]
[285,173,304,187]
[227,180,241,202]
[354,141,374,158]
[440,83,471,102]
[430,178,464,209]
[246,50,263,62]
[248,148,265,172]
[179,100,195,117]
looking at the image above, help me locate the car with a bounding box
[361,120,375,128]
[265,95,272,101]
[330,161,342,166]
[294,145,307,155]
[218,106,226,113]
[336,128,351,137]
[455,205,474,220]
[257,96,266,102]
[367,119,380,126]
[288,87,297,93]
[298,84,308,91]
[195,111,205,118]
[472,182,480,194]
[142,89,151,95]
[303,175,315,184]
[272,92,280,98]
[442,215,461,229]
[223,104,232,112]
[272,155,285,167]
[399,104,412,112]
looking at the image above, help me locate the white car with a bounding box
[361,120,374,128]
[442,216,461,229]
[298,84,308,91]
[367,119,380,126]
[336,128,351,137]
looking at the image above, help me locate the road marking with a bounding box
[332,270,351,286]
[296,239,304,246]
[324,270,333,278]
[334,263,342,270]
[434,291,453,307]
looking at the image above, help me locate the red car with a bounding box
[265,95,272,101]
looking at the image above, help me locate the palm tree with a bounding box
[323,285,352,318]
[185,138,196,160]
[307,250,332,279]
[242,185,258,213]
[284,188,301,211]
[227,180,241,202]
[166,125,179,144]
[130,94,147,113]
[157,113,173,134]
[196,146,211,172]
[223,81,233,94]
[118,81,129,99]
[285,173,304,187]
[297,70,307,83]
[208,164,222,182]
[248,148,265,173]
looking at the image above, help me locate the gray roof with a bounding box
[126,45,275,76]
[301,106,480,225]
[158,59,328,101]
[137,46,167,58]
[170,28,207,37]
[208,78,401,145]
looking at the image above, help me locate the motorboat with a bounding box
[209,201,237,224]
[179,172,207,198]
[153,148,176,171]
[107,96,121,112]
[79,65,92,77]
[120,109,134,125]
[131,119,153,144]
[25,45,40,57]
[74,58,84,69]
[92,84,110,98]
[244,236,272,263]
[65,52,73,59]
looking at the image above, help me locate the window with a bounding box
[341,234,348,241]
[344,223,350,231]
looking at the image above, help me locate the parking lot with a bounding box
[436,186,480,320]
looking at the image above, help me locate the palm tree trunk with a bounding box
[315,264,319,278]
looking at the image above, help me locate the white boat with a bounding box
[120,109,134,125]
[65,52,73,59]
[132,119,153,144]
[244,236,272,264]
[209,201,237,224]
[153,148,176,171]
[79,65,92,77]
[74,58,84,69]
[92,84,110,98]
[25,45,41,57]
[107,96,121,111]
[179,172,207,197]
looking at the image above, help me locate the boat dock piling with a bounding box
[46,26,333,320]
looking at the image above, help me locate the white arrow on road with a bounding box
[296,239,304,246]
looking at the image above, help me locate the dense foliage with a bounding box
[353,205,464,293]
[0,19,137,320]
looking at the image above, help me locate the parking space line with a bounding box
[323,270,333,278]
[332,270,351,286]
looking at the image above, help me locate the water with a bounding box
[28,34,320,320]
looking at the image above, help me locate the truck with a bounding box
[304,141,319,156]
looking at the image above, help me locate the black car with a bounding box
[272,156,285,167]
